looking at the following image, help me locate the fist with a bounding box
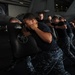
[30,24,38,30]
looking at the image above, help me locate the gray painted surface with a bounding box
[65,0,75,20]
[29,0,57,16]
[8,4,28,17]
[29,0,75,20]
[31,0,46,13]
[46,0,55,16]
[65,0,75,15]
[0,0,75,20]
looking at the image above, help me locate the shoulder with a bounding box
[38,22,49,28]
[38,22,51,32]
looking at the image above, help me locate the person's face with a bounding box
[39,14,44,20]
[23,19,37,27]
[52,18,59,24]
[48,16,52,20]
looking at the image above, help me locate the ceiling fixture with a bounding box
[19,2,23,4]
[44,0,50,13]
[44,9,50,13]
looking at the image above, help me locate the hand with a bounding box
[30,24,38,30]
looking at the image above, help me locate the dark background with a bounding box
[0,3,8,15]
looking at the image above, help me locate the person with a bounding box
[45,15,53,27]
[45,15,52,24]
[52,16,75,63]
[70,21,75,28]
[22,13,71,75]
[59,17,75,55]
[9,17,37,75]
[36,12,45,23]
[71,20,75,39]
[45,15,57,39]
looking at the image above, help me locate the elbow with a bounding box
[47,34,52,43]
[46,38,52,43]
[48,39,52,43]
[44,33,52,43]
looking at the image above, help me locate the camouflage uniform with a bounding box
[58,37,75,62]
[31,48,70,75]
[24,22,71,75]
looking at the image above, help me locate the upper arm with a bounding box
[38,23,53,43]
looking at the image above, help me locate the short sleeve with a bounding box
[38,22,52,33]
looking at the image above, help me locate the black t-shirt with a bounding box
[38,20,45,23]
[51,22,68,38]
[26,22,59,51]
[36,18,45,23]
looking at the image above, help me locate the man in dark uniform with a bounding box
[45,15,57,39]
[22,13,71,75]
[52,16,75,63]
[59,17,75,55]
[36,12,45,23]
[45,15,52,24]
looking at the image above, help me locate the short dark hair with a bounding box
[52,16,59,20]
[38,12,45,15]
[59,17,64,20]
[23,13,36,20]
[48,15,51,17]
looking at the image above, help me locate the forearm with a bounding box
[34,28,52,43]
[56,25,67,29]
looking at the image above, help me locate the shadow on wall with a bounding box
[0,3,8,15]
[0,6,5,15]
